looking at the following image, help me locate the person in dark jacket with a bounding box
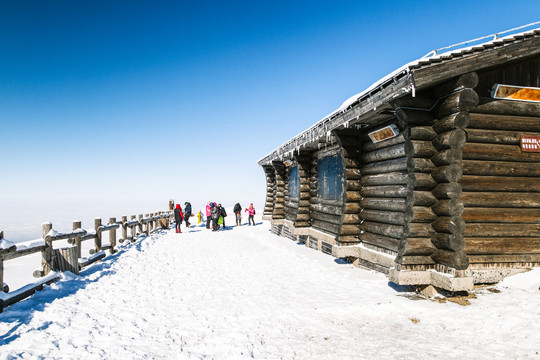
[174,204,184,233]
[211,203,220,231]
[218,204,227,230]
[184,202,192,227]
[233,203,242,226]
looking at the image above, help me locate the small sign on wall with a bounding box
[368,124,399,143]
[521,135,540,152]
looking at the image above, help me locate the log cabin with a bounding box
[258,27,540,292]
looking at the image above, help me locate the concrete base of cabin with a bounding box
[388,269,474,292]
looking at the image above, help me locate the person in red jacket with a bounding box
[174,204,184,233]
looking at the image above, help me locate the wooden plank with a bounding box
[461,160,540,177]
[461,192,540,208]
[464,223,540,237]
[469,112,540,132]
[460,175,540,192]
[464,237,540,255]
[462,207,540,223]
[463,142,540,162]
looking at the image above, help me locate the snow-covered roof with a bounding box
[258,24,540,166]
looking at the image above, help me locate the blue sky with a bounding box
[1,0,539,219]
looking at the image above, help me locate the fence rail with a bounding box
[0,210,173,313]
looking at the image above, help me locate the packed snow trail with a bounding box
[0,221,538,359]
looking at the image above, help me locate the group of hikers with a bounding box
[169,200,256,233]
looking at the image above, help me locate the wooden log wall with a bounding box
[463,94,540,266]
[309,143,343,236]
[272,161,286,220]
[423,73,480,271]
[262,165,275,217]
[334,129,363,245]
[283,163,295,222]
[294,153,311,228]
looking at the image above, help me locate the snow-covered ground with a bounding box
[0,218,539,359]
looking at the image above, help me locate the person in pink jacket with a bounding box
[245,203,256,226]
[205,201,212,229]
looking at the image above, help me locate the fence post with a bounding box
[94,218,102,253]
[41,222,53,276]
[73,220,82,259]
[109,217,116,254]
[138,214,143,235]
[130,215,136,241]
[150,213,154,232]
[0,231,5,293]
[121,215,127,243]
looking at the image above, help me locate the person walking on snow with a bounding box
[205,201,212,229]
[233,203,242,226]
[184,202,192,227]
[218,204,227,230]
[245,203,256,226]
[211,203,220,231]
[174,204,184,233]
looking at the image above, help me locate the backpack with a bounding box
[253,209,256,215]
[221,207,227,217]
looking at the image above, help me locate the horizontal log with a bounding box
[343,213,361,224]
[432,199,464,216]
[361,157,408,175]
[433,112,470,134]
[310,203,343,216]
[345,191,361,202]
[296,213,310,221]
[412,191,437,207]
[432,129,467,150]
[469,112,540,132]
[294,221,310,228]
[461,192,540,208]
[408,223,436,238]
[310,197,342,206]
[436,88,479,118]
[462,143,540,163]
[468,254,540,264]
[431,149,462,166]
[462,207,540,223]
[361,143,406,164]
[360,197,407,212]
[472,97,540,117]
[464,223,540,237]
[465,128,540,145]
[361,171,410,186]
[311,220,340,235]
[409,158,437,173]
[413,172,437,190]
[464,237,540,255]
[345,202,362,214]
[362,209,406,226]
[359,232,400,251]
[2,244,46,261]
[360,221,404,240]
[432,164,463,183]
[337,235,360,244]
[395,108,435,127]
[431,216,466,234]
[431,233,465,252]
[408,206,437,223]
[461,160,540,177]
[345,168,361,180]
[402,237,437,256]
[404,126,437,141]
[405,140,438,158]
[430,249,469,270]
[434,72,478,98]
[340,225,361,236]
[460,175,540,193]
[432,182,462,199]
[361,185,408,198]
[346,179,362,191]
[399,255,436,265]
[311,212,342,225]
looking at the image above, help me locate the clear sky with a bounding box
[1,1,539,225]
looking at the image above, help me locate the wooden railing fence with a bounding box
[0,210,173,313]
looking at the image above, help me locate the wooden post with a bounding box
[144,214,150,236]
[109,217,116,254]
[94,218,102,253]
[73,220,82,259]
[130,215,136,241]
[138,214,143,235]
[0,231,5,293]
[41,222,53,276]
[121,215,127,243]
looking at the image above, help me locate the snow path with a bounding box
[0,222,539,359]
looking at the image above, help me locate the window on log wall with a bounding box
[317,154,343,200]
[289,166,300,199]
